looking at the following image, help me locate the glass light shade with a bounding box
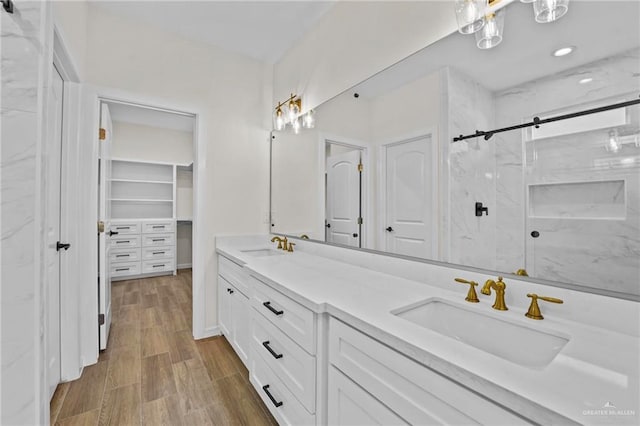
[455,0,487,34]
[534,0,569,23]
[520,0,535,3]
[274,108,285,131]
[292,117,301,134]
[607,129,621,153]
[475,10,505,49]
[288,99,300,122]
[302,110,315,129]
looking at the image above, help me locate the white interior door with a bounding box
[384,136,434,258]
[47,65,64,399]
[326,149,361,247]
[98,103,113,350]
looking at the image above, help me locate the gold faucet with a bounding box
[454,278,479,303]
[270,236,284,249]
[525,294,563,320]
[300,234,309,240]
[481,276,508,311]
[514,269,529,277]
[281,236,288,251]
[287,242,296,252]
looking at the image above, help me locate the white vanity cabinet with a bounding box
[249,275,318,425]
[328,317,532,426]
[218,256,251,367]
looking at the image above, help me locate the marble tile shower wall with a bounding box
[446,49,640,294]
[494,48,640,295]
[446,67,497,270]
[1,1,53,424]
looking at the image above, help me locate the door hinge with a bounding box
[98,221,105,233]
[357,217,363,225]
[99,128,106,140]
[98,313,105,326]
[357,163,363,172]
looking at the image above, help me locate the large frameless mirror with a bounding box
[270,0,640,300]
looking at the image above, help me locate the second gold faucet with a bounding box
[481,276,508,311]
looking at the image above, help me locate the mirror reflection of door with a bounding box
[384,135,434,258]
[325,143,362,248]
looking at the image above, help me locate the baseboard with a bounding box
[177,263,192,269]
[194,325,221,340]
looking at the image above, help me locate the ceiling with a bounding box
[106,101,195,132]
[93,0,335,64]
[354,1,640,98]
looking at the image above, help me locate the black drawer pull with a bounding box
[116,226,130,230]
[152,251,165,255]
[115,268,129,272]
[152,264,165,268]
[262,341,283,359]
[263,301,283,316]
[152,225,165,228]
[115,240,129,244]
[115,254,129,258]
[262,385,283,408]
[152,238,165,242]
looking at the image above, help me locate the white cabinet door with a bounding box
[231,290,250,367]
[218,276,233,336]
[328,366,407,426]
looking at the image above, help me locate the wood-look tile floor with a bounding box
[50,270,278,426]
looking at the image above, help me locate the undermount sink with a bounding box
[241,248,285,257]
[392,298,570,368]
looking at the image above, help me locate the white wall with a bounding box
[85,4,272,337]
[274,1,457,112]
[53,0,88,81]
[1,2,54,424]
[111,121,193,164]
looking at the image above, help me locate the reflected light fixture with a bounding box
[579,77,593,84]
[553,46,575,57]
[607,129,621,153]
[456,0,570,50]
[273,93,313,134]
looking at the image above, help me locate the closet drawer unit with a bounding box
[111,261,141,277]
[251,276,316,355]
[142,233,174,247]
[110,235,141,249]
[219,255,250,296]
[142,259,175,274]
[142,246,174,260]
[110,221,141,235]
[141,220,174,234]
[329,318,531,426]
[110,248,141,263]
[250,350,316,426]
[251,310,316,413]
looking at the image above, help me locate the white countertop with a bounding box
[216,236,640,425]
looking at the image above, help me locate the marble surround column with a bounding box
[1,1,53,424]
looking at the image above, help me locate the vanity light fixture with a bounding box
[273,93,316,134]
[455,0,570,50]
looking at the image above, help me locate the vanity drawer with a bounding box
[142,259,174,274]
[142,246,174,260]
[219,255,249,296]
[329,318,531,426]
[111,261,140,277]
[110,248,141,263]
[251,308,316,413]
[142,233,174,247]
[110,235,141,249]
[141,219,174,234]
[251,276,316,355]
[250,349,316,426]
[110,221,141,235]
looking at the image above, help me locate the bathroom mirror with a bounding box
[271,0,640,299]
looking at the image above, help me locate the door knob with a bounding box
[56,242,71,251]
[385,226,393,232]
[108,230,119,236]
[531,231,540,238]
[325,223,331,228]
[352,233,358,238]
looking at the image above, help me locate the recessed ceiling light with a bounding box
[579,77,593,84]
[553,46,575,57]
